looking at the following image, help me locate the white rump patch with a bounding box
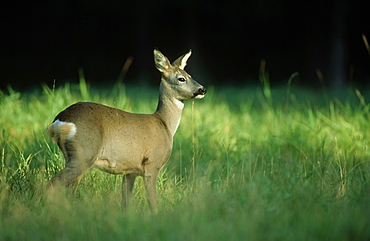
[51,120,77,140]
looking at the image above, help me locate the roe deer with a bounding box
[47,49,206,213]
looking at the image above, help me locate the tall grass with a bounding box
[1,81,370,240]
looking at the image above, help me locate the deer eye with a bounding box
[178,77,186,82]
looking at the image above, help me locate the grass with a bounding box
[1,80,370,240]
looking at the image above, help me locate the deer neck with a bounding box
[155,91,184,137]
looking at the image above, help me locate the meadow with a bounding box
[0,79,370,240]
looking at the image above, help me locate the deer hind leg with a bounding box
[47,144,95,194]
[47,120,96,190]
[122,174,138,209]
[47,144,92,189]
[45,164,90,202]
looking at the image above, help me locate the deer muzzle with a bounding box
[193,87,207,99]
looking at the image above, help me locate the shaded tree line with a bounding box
[1,0,369,90]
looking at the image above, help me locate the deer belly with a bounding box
[93,157,143,175]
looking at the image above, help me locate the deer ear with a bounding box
[154,49,171,72]
[172,49,192,70]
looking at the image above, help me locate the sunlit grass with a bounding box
[1,81,370,240]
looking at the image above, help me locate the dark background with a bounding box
[1,0,369,90]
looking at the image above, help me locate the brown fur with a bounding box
[46,49,206,213]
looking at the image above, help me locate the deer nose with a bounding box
[197,87,207,95]
[193,87,207,99]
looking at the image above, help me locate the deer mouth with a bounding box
[193,88,207,99]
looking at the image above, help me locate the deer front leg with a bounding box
[122,174,137,209]
[144,172,159,214]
